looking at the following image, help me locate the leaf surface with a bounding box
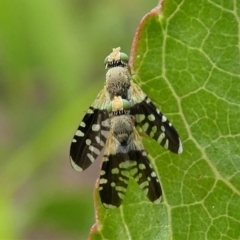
[90,0,240,239]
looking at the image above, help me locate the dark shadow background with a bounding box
[0,0,156,239]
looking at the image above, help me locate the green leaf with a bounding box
[90,0,240,239]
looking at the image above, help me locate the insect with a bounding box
[70,47,182,173]
[99,96,161,208]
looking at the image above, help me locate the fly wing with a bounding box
[129,82,183,154]
[99,133,129,209]
[70,89,110,171]
[127,129,162,204]
[128,149,161,203]
[99,153,130,209]
[99,129,161,208]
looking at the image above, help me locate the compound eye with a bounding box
[122,99,131,110]
[120,52,129,63]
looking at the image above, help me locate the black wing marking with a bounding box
[70,89,110,171]
[99,153,129,209]
[129,82,183,154]
[98,127,161,209]
[128,149,162,203]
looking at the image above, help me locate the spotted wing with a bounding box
[99,152,130,209]
[128,149,162,204]
[99,130,161,209]
[129,82,183,154]
[70,88,110,171]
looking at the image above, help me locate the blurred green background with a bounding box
[0,0,156,239]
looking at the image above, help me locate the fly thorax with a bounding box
[106,67,131,99]
[111,115,133,145]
